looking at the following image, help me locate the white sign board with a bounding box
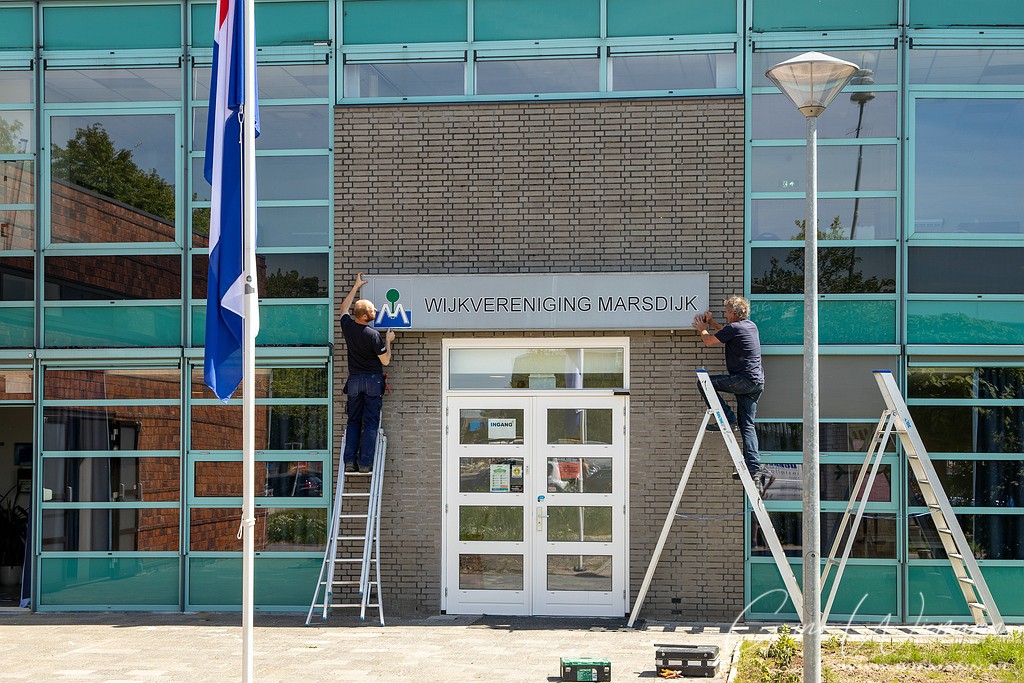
[364,272,709,331]
[487,419,517,441]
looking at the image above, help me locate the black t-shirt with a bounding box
[340,314,387,374]
[714,319,765,384]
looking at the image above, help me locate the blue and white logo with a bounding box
[375,288,412,328]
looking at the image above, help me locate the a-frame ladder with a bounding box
[627,369,803,627]
[306,417,388,626]
[821,370,1005,633]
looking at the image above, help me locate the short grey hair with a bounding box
[724,295,750,320]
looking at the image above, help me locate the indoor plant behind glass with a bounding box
[0,485,28,586]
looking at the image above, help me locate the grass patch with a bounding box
[734,629,1024,683]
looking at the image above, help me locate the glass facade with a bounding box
[2,0,1022,621]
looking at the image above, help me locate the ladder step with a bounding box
[968,602,989,612]
[336,535,365,541]
[332,580,361,586]
[918,479,931,486]
[338,514,368,519]
[937,527,953,535]
[927,504,942,510]
[949,553,964,560]
[958,577,976,586]
[343,492,371,498]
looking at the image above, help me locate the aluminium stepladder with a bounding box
[819,370,1005,632]
[306,413,388,626]
[627,369,804,627]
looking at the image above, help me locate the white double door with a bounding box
[444,394,627,616]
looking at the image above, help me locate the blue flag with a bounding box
[204,0,259,401]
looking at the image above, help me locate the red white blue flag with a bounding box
[204,0,259,401]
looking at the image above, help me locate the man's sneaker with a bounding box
[344,462,357,473]
[707,420,738,432]
[358,464,372,474]
[756,467,777,496]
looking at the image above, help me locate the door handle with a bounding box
[536,507,547,531]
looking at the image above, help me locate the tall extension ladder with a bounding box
[821,370,1005,632]
[627,369,804,627]
[306,415,388,626]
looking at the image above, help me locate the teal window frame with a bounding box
[37,355,183,611]
[184,355,331,611]
[188,47,333,349]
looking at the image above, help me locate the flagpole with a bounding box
[241,0,257,679]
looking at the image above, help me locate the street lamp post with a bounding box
[765,52,859,683]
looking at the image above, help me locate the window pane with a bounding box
[189,507,327,551]
[256,156,328,201]
[43,457,179,502]
[752,145,896,193]
[41,509,180,551]
[757,355,893,420]
[915,99,1024,235]
[909,460,1024,508]
[610,53,736,91]
[475,0,599,41]
[752,0,898,32]
[751,246,896,294]
[547,408,612,445]
[189,366,328,399]
[0,161,33,204]
[459,505,523,541]
[546,555,612,591]
[45,255,181,300]
[909,367,1024,400]
[259,253,329,298]
[547,506,612,542]
[752,198,896,241]
[459,554,522,590]
[191,405,328,451]
[44,368,179,400]
[910,513,1024,561]
[45,68,181,103]
[50,115,176,237]
[753,50,898,87]
[459,457,525,493]
[910,49,1024,86]
[194,460,325,498]
[0,369,32,399]
[259,206,329,248]
[0,8,33,52]
[607,0,736,36]
[476,59,599,95]
[0,110,33,151]
[909,247,1024,294]
[0,71,34,105]
[0,257,33,299]
[910,405,1024,454]
[752,512,897,558]
[756,422,886,452]
[450,347,622,390]
[42,4,180,50]
[193,64,329,101]
[43,407,181,451]
[0,212,33,252]
[191,104,328,151]
[547,457,613,493]
[752,91,896,140]
[761,463,893,503]
[908,301,1024,345]
[459,409,525,445]
[343,62,465,98]
[343,0,468,45]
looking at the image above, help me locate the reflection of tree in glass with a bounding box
[0,118,25,154]
[751,216,896,294]
[265,268,325,297]
[50,124,174,221]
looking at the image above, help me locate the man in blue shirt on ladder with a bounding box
[693,295,774,493]
[339,272,395,474]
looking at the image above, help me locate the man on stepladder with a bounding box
[339,272,395,473]
[692,295,774,494]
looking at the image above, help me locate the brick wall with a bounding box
[335,98,746,620]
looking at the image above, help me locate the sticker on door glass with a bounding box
[490,463,510,492]
[488,418,516,441]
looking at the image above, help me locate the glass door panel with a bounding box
[532,396,625,616]
[445,397,531,614]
